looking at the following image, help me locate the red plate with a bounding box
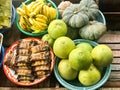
[3,37,55,86]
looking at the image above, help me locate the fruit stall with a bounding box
[0,0,120,90]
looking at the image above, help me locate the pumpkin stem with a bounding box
[89,21,94,25]
[73,8,78,14]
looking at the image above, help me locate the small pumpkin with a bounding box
[79,21,107,40]
[79,0,99,20]
[58,1,72,18]
[62,4,89,28]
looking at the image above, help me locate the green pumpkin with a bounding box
[58,1,72,18]
[79,21,107,40]
[79,0,99,20]
[62,4,89,28]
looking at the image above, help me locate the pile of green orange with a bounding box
[53,36,113,86]
[41,19,113,86]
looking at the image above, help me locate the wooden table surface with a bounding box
[0,0,120,90]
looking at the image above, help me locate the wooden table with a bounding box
[0,0,120,90]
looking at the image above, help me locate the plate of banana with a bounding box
[16,0,59,36]
[3,38,55,86]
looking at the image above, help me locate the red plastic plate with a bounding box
[3,37,54,86]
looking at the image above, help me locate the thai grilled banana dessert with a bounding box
[5,39,53,83]
[0,0,12,29]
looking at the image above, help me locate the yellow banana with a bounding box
[23,16,31,26]
[31,1,43,12]
[31,25,43,33]
[27,1,36,12]
[36,14,48,22]
[17,0,51,34]
[46,5,50,19]
[29,17,34,25]
[19,17,27,29]
[19,22,26,29]
[22,3,30,15]
[35,18,47,24]
[29,3,44,17]
[31,25,40,30]
[33,20,43,28]
[39,22,48,30]
[16,8,25,16]
[43,5,49,17]
[32,30,42,33]
[33,19,48,30]
[49,7,57,21]
[33,4,44,15]
[31,24,46,33]
[42,5,46,16]
[19,16,26,25]
[47,6,52,23]
[39,4,44,14]
[19,16,30,29]
[29,12,36,17]
[19,16,24,22]
[42,5,56,23]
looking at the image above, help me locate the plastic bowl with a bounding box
[16,0,59,37]
[54,39,111,90]
[97,10,106,25]
[0,5,16,33]
[0,46,5,67]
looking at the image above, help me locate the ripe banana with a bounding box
[23,16,31,26]
[17,8,25,16]
[31,25,43,33]
[17,0,57,34]
[36,14,48,22]
[42,5,48,17]
[19,16,27,29]
[46,5,51,21]
[29,12,36,17]
[19,16,26,25]
[42,4,56,22]
[22,3,30,15]
[19,22,26,30]
[27,1,36,11]
[33,19,47,29]
[33,4,44,15]
[29,17,34,25]
[31,25,40,31]
[36,18,47,24]
[31,1,44,12]
[49,7,57,20]
[32,30,42,33]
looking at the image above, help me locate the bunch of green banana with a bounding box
[16,0,57,34]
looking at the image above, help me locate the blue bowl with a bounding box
[0,46,5,67]
[0,4,16,33]
[54,39,111,90]
[98,10,106,25]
